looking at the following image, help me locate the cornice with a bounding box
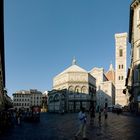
[54,81,88,88]
[131,0,140,9]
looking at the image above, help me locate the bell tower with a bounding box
[115,33,127,106]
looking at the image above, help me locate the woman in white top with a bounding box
[75,107,87,140]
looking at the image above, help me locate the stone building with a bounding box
[0,0,12,111]
[48,59,96,112]
[115,33,128,106]
[41,91,48,112]
[90,66,115,110]
[0,0,5,111]
[126,0,140,113]
[13,89,42,110]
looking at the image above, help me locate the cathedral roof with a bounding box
[55,59,87,78]
[56,64,87,77]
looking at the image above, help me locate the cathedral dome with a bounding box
[105,63,115,84]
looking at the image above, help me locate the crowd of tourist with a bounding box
[0,108,40,135]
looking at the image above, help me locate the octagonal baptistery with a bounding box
[50,60,96,112]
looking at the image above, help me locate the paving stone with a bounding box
[1,112,140,140]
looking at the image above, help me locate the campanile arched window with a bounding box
[119,49,123,57]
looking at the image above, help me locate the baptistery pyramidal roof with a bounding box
[55,58,87,78]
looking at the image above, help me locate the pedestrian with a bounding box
[98,110,102,127]
[75,107,87,140]
[104,108,108,120]
[16,110,21,125]
[89,106,95,125]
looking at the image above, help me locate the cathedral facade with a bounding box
[90,66,115,110]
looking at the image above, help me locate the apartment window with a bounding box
[139,9,140,20]
[135,65,140,82]
[119,49,123,57]
[119,65,120,69]
[137,47,140,59]
[121,76,123,80]
[118,76,120,80]
[122,65,123,69]
[137,9,140,25]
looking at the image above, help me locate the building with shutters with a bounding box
[13,89,42,110]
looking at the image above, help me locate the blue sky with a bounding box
[4,0,131,97]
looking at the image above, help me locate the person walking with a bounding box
[98,110,102,127]
[89,106,95,125]
[104,108,108,120]
[16,110,21,126]
[75,107,87,140]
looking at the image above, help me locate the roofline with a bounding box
[129,0,140,43]
[89,67,104,73]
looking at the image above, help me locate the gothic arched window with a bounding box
[119,49,123,57]
[54,94,60,101]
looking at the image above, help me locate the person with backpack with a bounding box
[89,106,95,125]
